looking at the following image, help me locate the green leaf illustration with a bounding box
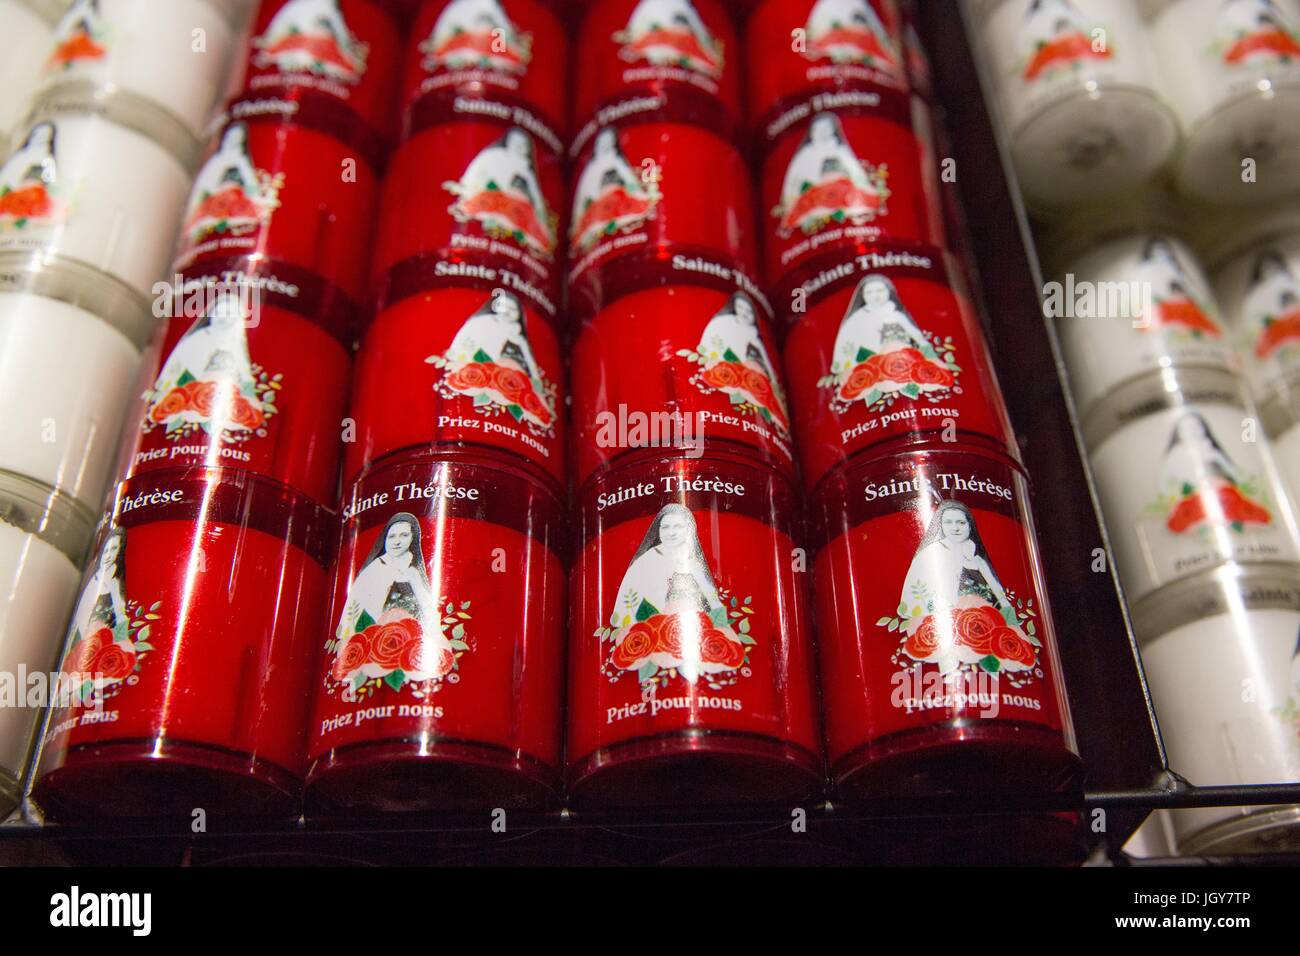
[634,599,659,622]
[354,609,375,633]
[384,670,407,691]
[473,350,492,363]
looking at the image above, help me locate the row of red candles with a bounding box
[31,0,1083,821]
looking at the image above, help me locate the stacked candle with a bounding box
[302,0,570,816]
[1046,197,1300,854]
[754,0,1083,804]
[565,0,822,811]
[0,0,255,818]
[30,0,385,822]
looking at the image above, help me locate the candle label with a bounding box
[310,457,564,774]
[54,529,158,708]
[811,448,1071,767]
[44,1,110,72]
[572,286,794,482]
[245,0,401,139]
[176,124,284,263]
[747,0,909,143]
[0,122,66,231]
[1215,233,1300,413]
[782,242,1016,488]
[761,104,940,291]
[567,123,759,322]
[568,456,819,770]
[347,286,565,488]
[375,119,565,312]
[573,0,740,144]
[1090,391,1300,602]
[406,0,568,137]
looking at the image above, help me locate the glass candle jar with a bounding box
[400,0,568,142]
[967,0,1179,208]
[1087,367,1300,607]
[567,121,758,324]
[118,275,352,506]
[305,451,566,815]
[0,93,196,301]
[0,260,151,509]
[760,97,944,294]
[782,240,1017,491]
[810,444,1082,802]
[35,0,243,140]
[373,115,565,319]
[347,284,565,491]
[567,449,822,810]
[0,473,94,818]
[0,0,60,151]
[571,284,795,485]
[571,0,742,147]
[242,0,403,145]
[1132,562,1300,856]
[746,0,909,139]
[1146,0,1300,202]
[33,466,333,822]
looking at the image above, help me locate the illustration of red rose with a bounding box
[150,387,191,423]
[229,395,266,430]
[434,648,456,678]
[612,624,657,670]
[1157,299,1220,336]
[369,618,420,670]
[1226,28,1300,64]
[448,363,493,390]
[954,605,1002,655]
[655,615,686,658]
[88,641,136,682]
[782,177,885,233]
[1023,32,1112,81]
[904,617,940,660]
[993,627,1037,669]
[1167,485,1271,533]
[841,362,878,399]
[46,31,106,68]
[573,186,654,246]
[184,380,219,417]
[699,628,747,669]
[333,632,371,682]
[911,359,955,388]
[1257,310,1300,359]
[879,348,924,382]
[264,33,358,74]
[0,183,57,219]
[65,626,111,676]
[703,362,743,389]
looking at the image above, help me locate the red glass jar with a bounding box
[571,0,742,148]
[401,0,569,140]
[305,451,566,814]
[760,99,944,295]
[373,117,565,321]
[746,0,909,136]
[33,468,333,821]
[567,121,758,323]
[346,285,565,490]
[243,0,403,144]
[119,272,351,506]
[810,444,1083,803]
[782,240,1017,490]
[173,103,381,307]
[571,285,795,485]
[567,449,822,809]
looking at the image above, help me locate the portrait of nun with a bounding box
[805,0,898,66]
[899,499,1010,616]
[1160,411,1246,493]
[0,122,57,196]
[570,128,650,243]
[187,124,262,214]
[256,0,365,76]
[451,127,555,251]
[831,274,936,366]
[338,513,439,637]
[779,113,876,217]
[1246,250,1300,334]
[447,290,543,383]
[617,0,722,73]
[69,528,128,641]
[612,504,724,624]
[426,0,529,70]
[1017,0,1091,52]
[694,292,790,425]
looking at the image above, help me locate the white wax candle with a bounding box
[1213,227,1300,404]
[1136,566,1300,854]
[1057,233,1238,420]
[0,490,87,812]
[0,103,192,300]
[0,291,142,509]
[969,0,1179,207]
[36,0,240,140]
[1147,0,1300,201]
[0,0,57,149]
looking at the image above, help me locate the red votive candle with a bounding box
[401,0,569,140]
[810,444,1083,803]
[760,100,944,295]
[373,117,566,322]
[567,449,823,810]
[305,451,566,814]
[346,285,565,490]
[32,467,334,821]
[571,285,794,485]
[746,0,909,136]
[118,272,352,506]
[173,105,382,307]
[571,0,742,150]
[567,121,758,323]
[782,241,1017,490]
[243,0,403,145]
